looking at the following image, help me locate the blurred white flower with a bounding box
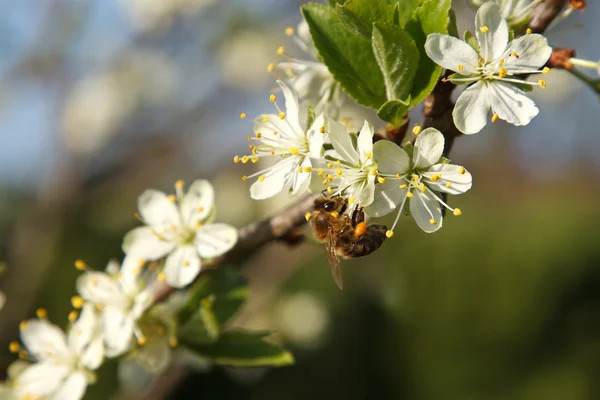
[470,0,540,26]
[13,305,104,400]
[238,81,325,200]
[367,128,472,234]
[120,0,216,33]
[123,180,238,288]
[425,2,552,134]
[76,258,153,356]
[276,292,329,348]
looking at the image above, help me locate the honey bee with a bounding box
[310,196,388,290]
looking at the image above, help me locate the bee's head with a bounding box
[314,196,347,214]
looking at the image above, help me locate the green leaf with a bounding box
[463,30,479,53]
[377,98,410,127]
[182,330,295,368]
[386,0,423,26]
[336,0,396,38]
[448,8,458,38]
[327,0,346,6]
[438,156,451,164]
[404,0,452,107]
[372,23,419,101]
[306,105,316,129]
[180,299,220,345]
[302,3,387,108]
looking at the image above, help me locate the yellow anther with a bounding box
[267,63,275,73]
[419,184,427,193]
[406,191,413,198]
[492,113,499,123]
[412,174,420,181]
[71,296,84,309]
[400,184,408,189]
[327,162,333,168]
[327,174,334,181]
[305,212,312,221]
[290,147,299,155]
[19,321,28,331]
[371,168,378,176]
[538,79,546,88]
[256,132,262,138]
[526,28,532,34]
[480,26,489,33]
[542,67,550,74]
[453,208,463,216]
[241,155,249,164]
[279,112,286,120]
[317,168,324,176]
[36,308,48,319]
[430,173,442,182]
[262,116,269,123]
[18,351,28,360]
[167,194,176,203]
[413,125,422,135]
[304,166,312,173]
[241,176,247,181]
[175,180,185,190]
[327,187,333,194]
[9,341,20,353]
[273,131,278,135]
[247,135,252,140]
[511,51,520,58]
[158,273,166,282]
[169,337,179,348]
[334,160,341,165]
[74,260,87,271]
[258,175,265,182]
[68,311,78,322]
[396,173,402,178]
[269,94,277,102]
[377,176,386,184]
[322,179,328,185]
[348,197,355,204]
[429,219,437,225]
[240,113,246,119]
[319,126,325,133]
[385,230,394,238]
[183,260,190,267]
[285,26,295,36]
[459,167,466,175]
[499,58,505,64]
[366,151,372,159]
[330,211,339,219]
[233,155,240,164]
[277,46,285,55]
[499,68,507,78]
[251,156,259,163]
[445,182,452,188]
[138,336,147,346]
[335,168,343,176]
[458,64,464,71]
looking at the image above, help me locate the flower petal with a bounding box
[20,320,69,362]
[131,287,154,319]
[76,272,129,309]
[290,158,312,196]
[134,339,172,374]
[453,80,491,134]
[424,164,473,195]
[195,223,238,259]
[476,2,508,62]
[163,246,201,288]
[68,304,96,359]
[15,363,70,397]
[502,34,552,73]
[356,173,376,208]
[249,158,294,200]
[52,371,88,400]
[357,120,374,164]
[366,179,407,218]
[79,334,104,371]
[277,80,303,132]
[102,306,134,357]
[424,33,479,74]
[137,189,180,228]
[488,81,538,126]
[413,128,445,170]
[373,140,410,174]
[180,179,215,224]
[307,114,325,158]
[328,119,359,165]
[122,227,175,260]
[410,190,443,233]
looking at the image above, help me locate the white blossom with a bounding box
[13,305,104,400]
[76,258,153,357]
[311,120,377,210]
[471,0,540,26]
[366,128,472,234]
[122,179,237,288]
[272,21,344,118]
[425,2,552,134]
[238,80,325,200]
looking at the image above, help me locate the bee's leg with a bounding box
[339,224,388,258]
[351,207,365,227]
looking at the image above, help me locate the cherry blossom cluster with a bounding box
[237,2,552,237]
[1,180,237,400]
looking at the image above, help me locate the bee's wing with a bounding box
[324,226,343,290]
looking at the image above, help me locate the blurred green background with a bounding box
[0,0,600,399]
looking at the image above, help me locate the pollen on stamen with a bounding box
[167,194,176,203]
[9,341,20,353]
[241,176,247,181]
[36,308,48,319]
[458,64,464,71]
[459,167,466,175]
[276,46,285,55]
[371,168,378,176]
[406,192,413,198]
[267,64,275,73]
[480,26,489,33]
[385,230,394,238]
[412,126,422,135]
[317,168,324,176]
[285,26,295,36]
[233,155,240,164]
[258,175,265,182]
[526,28,532,34]
[400,184,408,189]
[542,67,550,74]
[327,187,333,194]
[429,219,437,225]
[366,151,372,159]
[348,197,355,204]
[453,208,463,216]
[319,126,325,133]
[138,336,148,346]
[158,273,166,282]
[169,337,179,348]
[71,296,84,309]
[68,311,78,322]
[511,51,520,58]
[492,113,499,123]
[304,166,312,173]
[322,179,328,185]
[538,79,547,88]
[377,176,386,184]
[262,116,269,123]
[445,182,452,188]
[247,135,252,140]
[251,156,259,163]
[290,147,299,155]
[335,168,343,176]
[305,212,312,221]
[74,259,87,271]
[430,173,442,182]
[175,180,185,190]
[269,94,277,103]
[241,156,249,164]
[279,112,286,120]
[19,321,28,331]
